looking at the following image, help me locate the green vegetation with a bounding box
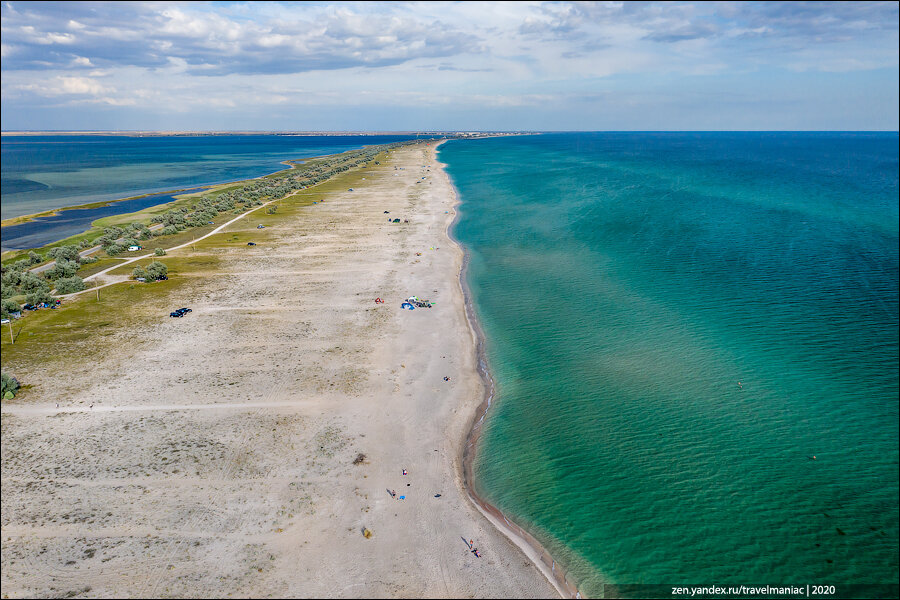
[55,276,86,294]
[27,289,55,306]
[132,260,168,281]
[1,243,95,306]
[2,298,21,318]
[0,140,423,375]
[0,140,413,379]
[1,372,20,400]
[2,140,419,268]
[154,247,166,256]
[44,259,79,280]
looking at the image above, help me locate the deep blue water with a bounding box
[442,133,899,596]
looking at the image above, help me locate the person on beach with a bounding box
[468,539,474,548]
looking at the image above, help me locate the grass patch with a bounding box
[1,144,399,266]
[74,257,128,279]
[1,143,416,381]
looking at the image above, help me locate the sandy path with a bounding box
[1,143,559,598]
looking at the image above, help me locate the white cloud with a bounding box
[57,75,108,95]
[0,1,897,130]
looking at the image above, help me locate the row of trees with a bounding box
[145,141,413,238]
[0,241,105,316]
[0,141,419,320]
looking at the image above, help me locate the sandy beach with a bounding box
[1,142,560,598]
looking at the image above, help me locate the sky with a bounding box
[1,1,898,131]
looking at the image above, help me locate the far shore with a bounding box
[2,130,526,137]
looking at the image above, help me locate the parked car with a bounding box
[127,245,143,252]
[247,242,257,246]
[169,307,191,318]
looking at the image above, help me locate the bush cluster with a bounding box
[1,242,93,309]
[144,142,414,240]
[0,140,421,318]
[132,261,168,281]
[1,373,20,400]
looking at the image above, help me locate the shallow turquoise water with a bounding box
[441,133,898,596]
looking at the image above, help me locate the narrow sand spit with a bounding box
[1,143,560,598]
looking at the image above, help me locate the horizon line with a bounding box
[2,129,898,134]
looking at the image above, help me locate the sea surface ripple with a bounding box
[442,132,899,597]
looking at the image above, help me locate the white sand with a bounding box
[1,143,560,598]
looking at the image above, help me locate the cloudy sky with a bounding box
[1,1,898,131]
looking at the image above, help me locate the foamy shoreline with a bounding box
[437,143,583,599]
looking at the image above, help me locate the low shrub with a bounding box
[1,372,20,400]
[55,276,86,294]
[26,289,55,306]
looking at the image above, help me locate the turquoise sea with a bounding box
[441,133,899,597]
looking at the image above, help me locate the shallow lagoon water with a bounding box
[442,133,899,596]
[1,134,420,221]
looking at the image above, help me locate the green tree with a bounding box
[18,272,49,294]
[145,261,168,281]
[45,259,79,280]
[26,289,55,306]
[154,248,166,256]
[132,266,148,280]
[47,245,80,263]
[1,298,21,318]
[55,276,86,294]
